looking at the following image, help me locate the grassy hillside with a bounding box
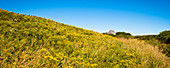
[0,9,169,68]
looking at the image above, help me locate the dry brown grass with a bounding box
[119,38,170,68]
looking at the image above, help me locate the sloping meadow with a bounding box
[0,9,169,68]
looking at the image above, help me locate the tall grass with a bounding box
[119,38,170,68]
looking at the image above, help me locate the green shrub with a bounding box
[158,30,170,44]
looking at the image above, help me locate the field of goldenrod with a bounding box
[0,9,169,68]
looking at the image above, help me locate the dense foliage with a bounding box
[158,30,170,44]
[116,32,132,36]
[134,30,170,45]
[103,32,132,39]
[134,35,157,40]
[0,9,169,68]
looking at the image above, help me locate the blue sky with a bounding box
[0,0,170,35]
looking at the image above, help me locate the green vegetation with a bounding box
[115,32,132,39]
[0,9,169,68]
[134,35,157,40]
[103,32,132,39]
[158,30,170,44]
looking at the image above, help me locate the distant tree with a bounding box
[126,33,132,36]
[114,32,132,39]
[116,32,127,35]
